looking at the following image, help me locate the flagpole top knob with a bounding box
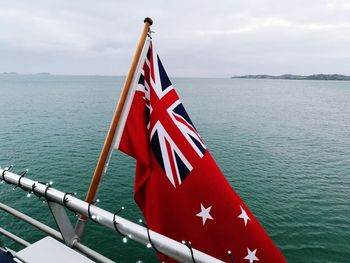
[144,17,153,26]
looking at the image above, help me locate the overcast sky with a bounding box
[1,0,350,77]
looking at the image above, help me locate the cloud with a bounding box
[0,0,350,76]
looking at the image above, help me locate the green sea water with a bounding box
[0,75,349,262]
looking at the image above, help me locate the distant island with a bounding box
[2,72,17,75]
[232,74,350,81]
[36,72,51,75]
[1,72,51,75]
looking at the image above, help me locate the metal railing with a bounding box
[0,167,223,263]
[0,202,114,263]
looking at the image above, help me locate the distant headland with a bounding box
[232,74,350,81]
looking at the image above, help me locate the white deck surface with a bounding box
[15,237,94,263]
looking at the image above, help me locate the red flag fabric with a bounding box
[115,41,286,263]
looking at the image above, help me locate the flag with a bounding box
[115,40,286,262]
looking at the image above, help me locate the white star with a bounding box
[196,204,213,225]
[244,248,259,263]
[238,206,251,226]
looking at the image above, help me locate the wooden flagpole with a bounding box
[76,17,153,234]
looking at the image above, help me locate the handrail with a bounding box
[0,227,31,247]
[0,202,114,263]
[0,168,224,263]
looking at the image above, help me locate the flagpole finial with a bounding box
[144,17,153,26]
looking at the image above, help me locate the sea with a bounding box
[0,75,349,263]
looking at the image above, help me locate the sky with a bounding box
[1,0,350,77]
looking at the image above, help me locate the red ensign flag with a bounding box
[115,41,286,263]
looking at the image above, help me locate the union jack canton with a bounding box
[137,42,207,188]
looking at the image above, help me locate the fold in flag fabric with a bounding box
[115,40,286,262]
